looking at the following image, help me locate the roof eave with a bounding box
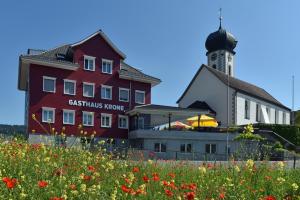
[18,57,79,91]
[119,73,161,87]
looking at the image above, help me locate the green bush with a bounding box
[254,124,300,146]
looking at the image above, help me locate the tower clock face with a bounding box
[211,53,217,61]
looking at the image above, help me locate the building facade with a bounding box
[18,30,160,143]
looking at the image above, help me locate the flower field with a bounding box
[0,139,299,200]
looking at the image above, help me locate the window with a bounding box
[119,88,129,102]
[82,111,94,126]
[212,64,217,69]
[266,107,270,118]
[180,144,192,153]
[64,79,76,95]
[102,59,113,74]
[43,76,56,93]
[101,85,112,100]
[42,107,55,123]
[245,100,250,119]
[228,65,232,76]
[137,117,144,129]
[63,109,75,125]
[228,55,232,62]
[101,113,112,128]
[256,104,261,122]
[275,110,278,124]
[283,112,286,124]
[211,53,217,61]
[118,115,128,129]
[84,55,95,71]
[205,144,216,154]
[154,143,166,152]
[83,82,94,98]
[135,90,145,104]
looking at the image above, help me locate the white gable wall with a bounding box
[236,92,290,125]
[178,67,235,127]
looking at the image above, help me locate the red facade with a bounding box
[26,34,152,139]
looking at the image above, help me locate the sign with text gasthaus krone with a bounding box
[68,99,125,111]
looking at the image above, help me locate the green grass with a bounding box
[0,139,299,200]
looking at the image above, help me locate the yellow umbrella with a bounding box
[186,115,218,128]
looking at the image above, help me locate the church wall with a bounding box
[178,67,234,127]
[236,92,290,125]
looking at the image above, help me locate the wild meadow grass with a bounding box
[0,139,299,200]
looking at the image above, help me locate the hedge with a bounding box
[254,124,300,146]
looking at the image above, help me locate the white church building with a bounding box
[177,21,291,127]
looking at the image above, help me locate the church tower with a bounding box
[205,14,237,77]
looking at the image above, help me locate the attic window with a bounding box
[56,53,66,60]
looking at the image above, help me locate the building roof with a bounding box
[20,45,79,68]
[187,101,216,114]
[126,104,210,117]
[71,30,126,59]
[177,65,290,111]
[18,30,161,90]
[119,62,161,87]
[205,26,237,55]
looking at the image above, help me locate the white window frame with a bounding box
[82,111,94,127]
[63,109,75,125]
[118,115,128,129]
[101,85,112,100]
[43,76,56,93]
[180,143,192,153]
[205,144,217,154]
[154,143,166,153]
[119,88,129,102]
[135,90,145,104]
[82,82,95,98]
[101,113,112,128]
[283,112,286,124]
[83,55,96,71]
[101,59,113,74]
[42,107,55,123]
[63,79,76,95]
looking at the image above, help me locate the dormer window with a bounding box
[102,59,113,74]
[84,55,95,71]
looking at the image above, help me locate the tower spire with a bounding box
[219,8,223,29]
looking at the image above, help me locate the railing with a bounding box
[125,148,300,168]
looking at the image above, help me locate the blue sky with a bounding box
[0,0,299,125]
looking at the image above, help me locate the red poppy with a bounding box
[185,192,195,200]
[132,167,140,173]
[83,175,91,181]
[219,193,225,199]
[50,197,65,200]
[143,175,150,182]
[121,185,133,193]
[165,189,173,197]
[168,173,176,179]
[2,177,17,189]
[38,180,48,188]
[152,173,160,181]
[88,165,95,172]
[264,196,276,200]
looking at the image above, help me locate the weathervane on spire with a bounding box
[219,8,223,29]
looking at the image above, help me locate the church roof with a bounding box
[177,65,290,111]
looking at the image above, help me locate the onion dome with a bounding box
[205,23,237,55]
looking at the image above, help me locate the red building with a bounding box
[18,30,161,144]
